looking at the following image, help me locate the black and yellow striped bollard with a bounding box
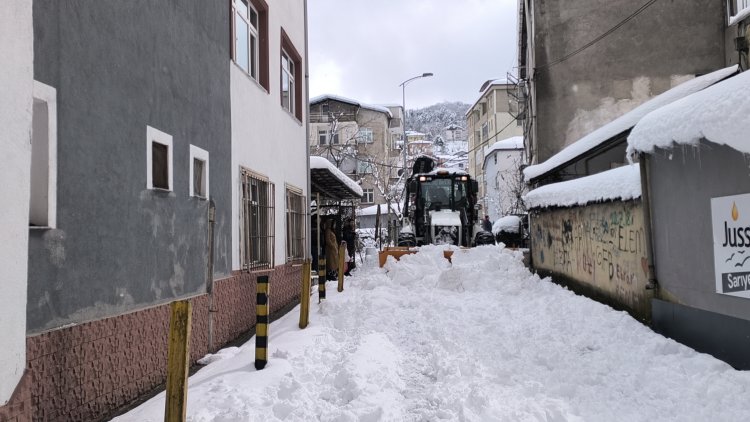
[255,275,269,370]
[318,257,326,302]
[299,259,311,329]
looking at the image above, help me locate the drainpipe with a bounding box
[207,199,217,351]
[638,153,658,295]
[304,0,312,261]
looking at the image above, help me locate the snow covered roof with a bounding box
[524,165,641,210]
[627,69,750,157]
[484,136,524,160]
[410,140,433,145]
[406,130,426,136]
[523,65,739,182]
[310,94,393,118]
[492,215,522,235]
[310,156,363,199]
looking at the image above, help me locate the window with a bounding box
[331,131,340,145]
[481,123,489,141]
[30,81,57,228]
[362,189,374,204]
[280,29,302,120]
[286,186,305,261]
[189,145,209,198]
[357,159,373,174]
[241,169,275,270]
[147,126,173,191]
[231,0,268,89]
[357,127,374,143]
[318,129,328,145]
[730,0,750,17]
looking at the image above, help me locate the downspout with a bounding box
[304,0,311,261]
[639,153,659,295]
[206,199,216,351]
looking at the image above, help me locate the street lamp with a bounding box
[399,72,433,179]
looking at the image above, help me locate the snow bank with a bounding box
[524,65,738,182]
[627,69,750,157]
[525,164,641,209]
[310,156,363,197]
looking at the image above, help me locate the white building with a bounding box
[230,0,309,271]
[0,0,33,408]
[482,136,525,221]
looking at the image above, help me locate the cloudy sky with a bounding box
[308,0,519,109]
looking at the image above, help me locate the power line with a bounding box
[536,0,660,71]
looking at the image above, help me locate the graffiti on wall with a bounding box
[531,200,650,316]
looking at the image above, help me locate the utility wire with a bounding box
[536,0,660,71]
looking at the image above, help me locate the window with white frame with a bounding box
[730,0,750,18]
[189,145,209,199]
[362,188,374,204]
[231,0,268,89]
[30,81,58,228]
[318,129,328,145]
[241,169,275,270]
[286,186,305,261]
[281,28,303,121]
[331,131,339,145]
[281,49,295,114]
[357,127,374,143]
[147,126,173,191]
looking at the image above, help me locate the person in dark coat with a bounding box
[342,219,357,276]
[482,215,493,232]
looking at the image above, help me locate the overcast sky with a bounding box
[308,0,519,109]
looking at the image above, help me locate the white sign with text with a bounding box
[711,193,750,299]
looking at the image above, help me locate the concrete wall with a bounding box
[530,200,652,318]
[532,0,726,162]
[231,0,308,269]
[29,1,233,333]
[648,141,750,321]
[0,0,32,406]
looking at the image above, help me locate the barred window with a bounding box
[286,187,306,261]
[241,169,275,270]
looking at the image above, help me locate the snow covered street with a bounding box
[114,245,750,422]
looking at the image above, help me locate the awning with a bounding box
[310,156,363,201]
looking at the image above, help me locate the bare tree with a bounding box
[486,154,528,217]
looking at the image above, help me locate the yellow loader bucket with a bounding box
[378,247,455,267]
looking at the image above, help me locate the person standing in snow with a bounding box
[482,215,493,232]
[324,219,339,281]
[342,219,357,276]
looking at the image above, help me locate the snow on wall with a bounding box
[524,66,739,181]
[0,0,32,405]
[484,136,524,159]
[525,165,641,210]
[627,69,750,157]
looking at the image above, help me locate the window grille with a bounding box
[241,170,275,270]
[286,187,306,261]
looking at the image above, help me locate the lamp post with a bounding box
[399,72,433,180]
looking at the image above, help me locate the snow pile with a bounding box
[115,245,750,422]
[310,156,363,197]
[628,69,750,157]
[492,215,522,234]
[525,164,641,209]
[524,65,738,181]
